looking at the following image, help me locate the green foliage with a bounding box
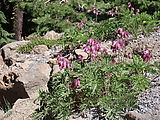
[0,11,14,47]
[32,55,159,120]
[61,23,92,45]
[22,0,87,34]
[17,37,63,53]
[0,98,12,113]
[18,0,160,35]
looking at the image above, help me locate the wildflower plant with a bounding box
[33,52,159,120]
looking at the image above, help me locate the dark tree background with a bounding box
[13,5,23,41]
[0,0,160,47]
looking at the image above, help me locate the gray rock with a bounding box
[31,45,48,54]
[125,111,160,120]
[75,49,88,59]
[43,30,64,40]
[0,41,29,66]
[1,41,29,50]
[51,45,63,53]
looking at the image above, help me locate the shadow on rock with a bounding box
[0,72,29,112]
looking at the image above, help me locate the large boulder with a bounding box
[18,63,51,97]
[2,98,37,120]
[0,41,29,66]
[0,40,62,119]
[1,41,29,51]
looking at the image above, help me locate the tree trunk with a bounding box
[14,8,23,41]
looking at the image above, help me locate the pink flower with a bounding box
[83,38,103,61]
[95,43,100,52]
[128,2,132,8]
[66,19,72,24]
[76,22,85,30]
[91,6,101,15]
[77,26,82,30]
[143,49,152,62]
[93,10,97,14]
[132,14,135,16]
[107,10,115,16]
[101,48,107,53]
[74,78,80,87]
[84,46,91,53]
[77,55,84,62]
[79,22,85,27]
[118,28,130,38]
[118,38,123,46]
[111,41,121,53]
[124,31,130,38]
[90,56,95,61]
[92,6,96,9]
[88,38,95,45]
[118,28,124,34]
[115,6,119,13]
[112,58,118,64]
[131,7,135,11]
[136,9,140,14]
[57,55,71,69]
[106,74,112,79]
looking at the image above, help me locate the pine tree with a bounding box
[0,11,14,47]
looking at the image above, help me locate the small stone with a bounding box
[52,65,61,74]
[47,59,58,68]
[31,45,48,54]
[157,28,160,33]
[68,115,84,120]
[75,49,88,59]
[43,30,64,40]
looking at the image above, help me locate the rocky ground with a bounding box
[0,29,159,120]
[123,30,160,120]
[0,32,63,120]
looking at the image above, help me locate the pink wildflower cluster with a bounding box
[111,41,121,53]
[111,28,130,53]
[142,49,152,62]
[107,6,119,16]
[118,28,130,39]
[128,2,140,16]
[83,38,107,61]
[57,54,71,69]
[76,22,85,30]
[92,6,102,15]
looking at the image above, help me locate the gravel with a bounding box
[135,74,160,116]
[126,29,160,119]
